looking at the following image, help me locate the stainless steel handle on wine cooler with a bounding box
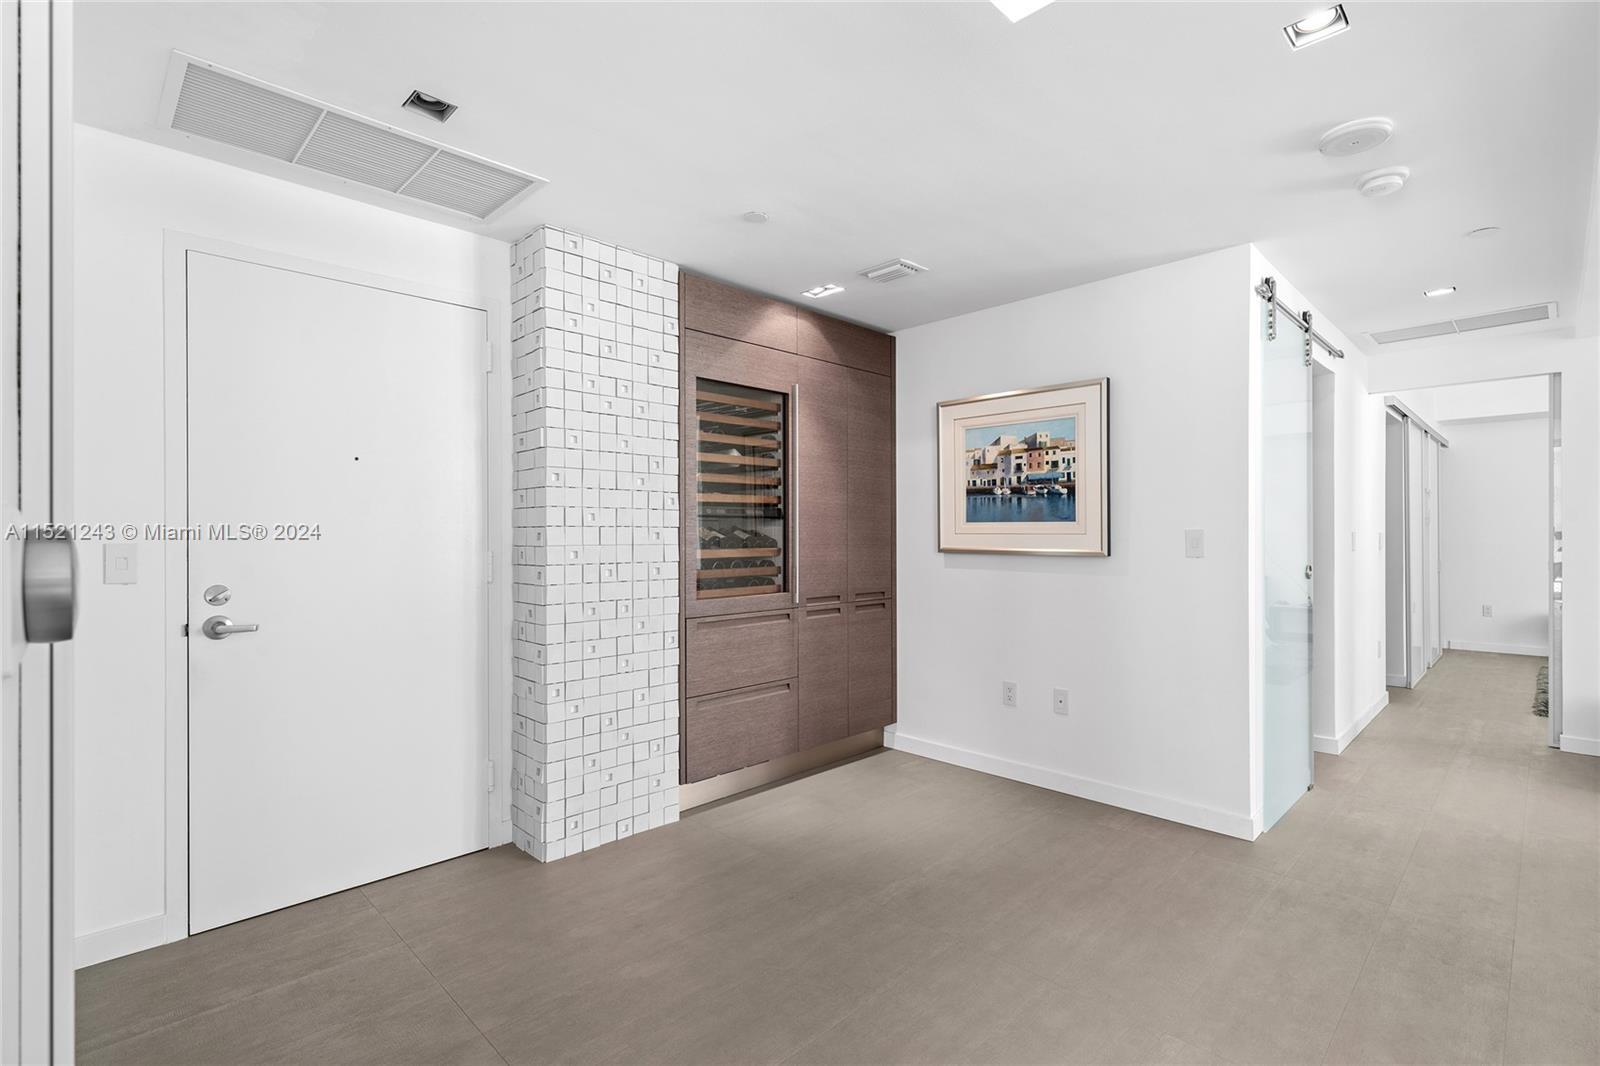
[792,381,800,606]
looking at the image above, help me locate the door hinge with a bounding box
[181,622,189,637]
[487,759,496,792]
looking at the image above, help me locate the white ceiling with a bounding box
[74,1,1600,347]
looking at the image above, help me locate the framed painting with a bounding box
[937,378,1109,555]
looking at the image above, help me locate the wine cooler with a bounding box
[693,379,788,602]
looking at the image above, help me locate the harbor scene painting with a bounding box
[963,417,1077,522]
[938,378,1108,556]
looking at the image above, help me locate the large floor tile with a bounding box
[1174,878,1386,1064]
[1282,798,1425,905]
[76,890,400,1054]
[1324,909,1514,1065]
[81,945,501,1066]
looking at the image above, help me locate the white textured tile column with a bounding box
[507,226,681,861]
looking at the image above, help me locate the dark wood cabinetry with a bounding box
[679,274,896,796]
[847,368,894,601]
[798,605,850,749]
[847,600,895,733]
[685,680,798,783]
[797,357,850,605]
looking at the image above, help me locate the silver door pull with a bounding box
[201,615,259,640]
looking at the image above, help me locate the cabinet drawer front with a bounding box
[798,605,850,750]
[685,610,798,698]
[848,600,895,733]
[685,681,799,783]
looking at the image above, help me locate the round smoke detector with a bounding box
[1357,165,1410,197]
[1318,116,1395,157]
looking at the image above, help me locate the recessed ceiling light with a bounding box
[742,210,770,224]
[991,0,1053,22]
[801,284,844,299]
[1424,286,1457,298]
[1283,5,1350,50]
[1466,226,1501,239]
[401,89,458,123]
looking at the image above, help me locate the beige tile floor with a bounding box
[78,651,1598,1065]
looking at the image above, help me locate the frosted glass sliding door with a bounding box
[1262,304,1312,830]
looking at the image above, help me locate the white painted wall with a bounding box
[891,247,1258,837]
[72,126,510,963]
[1436,415,1552,656]
[1367,331,1599,756]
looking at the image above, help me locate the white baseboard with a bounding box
[882,727,1255,840]
[1313,692,1390,755]
[1558,734,1600,757]
[1445,640,1550,657]
[76,913,167,969]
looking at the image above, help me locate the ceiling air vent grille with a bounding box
[1370,302,1558,345]
[859,258,929,283]
[159,52,545,221]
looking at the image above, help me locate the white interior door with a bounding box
[186,252,489,933]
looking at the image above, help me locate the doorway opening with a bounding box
[1382,375,1559,742]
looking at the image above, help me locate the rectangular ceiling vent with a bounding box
[858,258,929,283]
[158,52,545,221]
[1370,302,1558,345]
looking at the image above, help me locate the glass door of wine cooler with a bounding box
[693,379,788,603]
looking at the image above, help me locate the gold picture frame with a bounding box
[937,378,1109,556]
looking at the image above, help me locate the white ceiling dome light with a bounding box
[1318,117,1395,157]
[1357,165,1411,197]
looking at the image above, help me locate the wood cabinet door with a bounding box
[797,308,894,376]
[681,274,798,354]
[796,357,850,605]
[797,605,850,749]
[847,599,895,733]
[847,368,894,601]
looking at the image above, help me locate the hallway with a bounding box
[77,653,1596,1065]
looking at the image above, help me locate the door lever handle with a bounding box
[201,615,260,640]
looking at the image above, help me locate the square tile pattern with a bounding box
[78,652,1598,1064]
[508,226,682,862]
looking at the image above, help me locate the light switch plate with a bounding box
[103,543,138,585]
[1184,529,1205,559]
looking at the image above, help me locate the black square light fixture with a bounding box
[1283,5,1350,50]
[402,89,458,123]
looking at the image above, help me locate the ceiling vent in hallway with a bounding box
[158,53,545,221]
[858,258,928,283]
[1369,302,1558,345]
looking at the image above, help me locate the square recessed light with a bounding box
[1283,5,1350,50]
[1424,286,1457,298]
[991,0,1053,22]
[402,89,458,123]
[801,284,844,299]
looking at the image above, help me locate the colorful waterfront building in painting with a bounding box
[965,431,1075,492]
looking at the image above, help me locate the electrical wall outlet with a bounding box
[1053,689,1069,715]
[1184,529,1205,559]
[1482,604,1493,618]
[1002,681,1018,708]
